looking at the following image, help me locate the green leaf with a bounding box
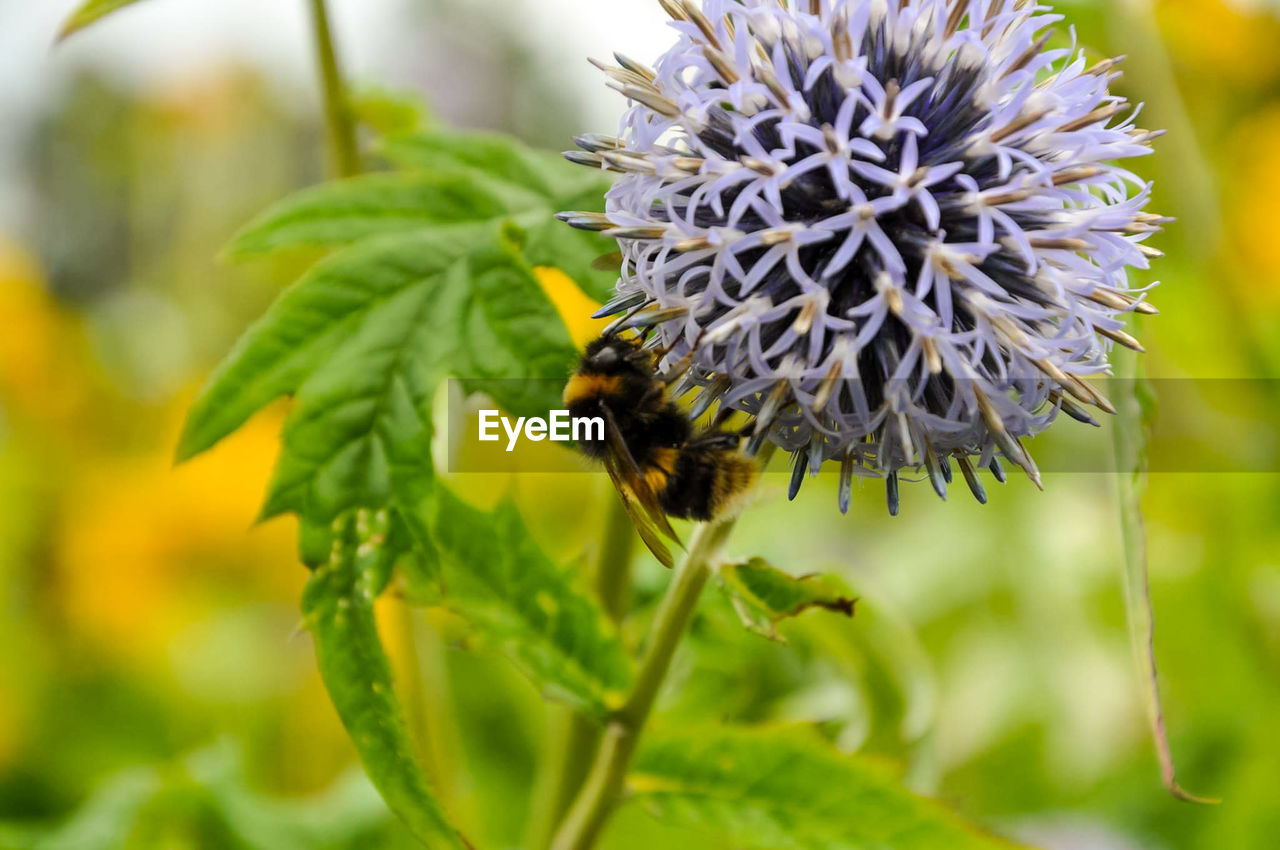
[16,739,407,850]
[22,766,162,850]
[630,726,1031,850]
[227,172,545,257]
[227,161,618,301]
[789,596,938,766]
[352,87,429,137]
[176,121,628,845]
[14,747,401,850]
[385,130,619,300]
[522,182,620,302]
[188,745,399,849]
[382,128,600,198]
[179,225,576,531]
[302,510,468,849]
[57,0,149,41]
[718,558,857,641]
[429,489,632,717]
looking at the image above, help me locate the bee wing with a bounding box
[602,454,676,569]
[599,406,683,567]
[602,406,682,541]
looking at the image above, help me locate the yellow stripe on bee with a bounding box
[643,448,679,495]
[564,373,623,406]
[643,467,670,495]
[710,456,759,519]
[651,447,678,474]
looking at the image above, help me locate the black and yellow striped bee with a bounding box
[564,333,758,567]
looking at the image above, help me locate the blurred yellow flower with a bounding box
[54,401,300,661]
[534,266,606,350]
[0,240,93,429]
[1224,105,1280,301]
[1,240,299,659]
[1158,0,1280,84]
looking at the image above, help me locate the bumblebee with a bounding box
[564,334,758,567]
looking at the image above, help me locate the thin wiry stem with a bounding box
[1103,2,1219,804]
[308,0,360,177]
[1112,345,1217,804]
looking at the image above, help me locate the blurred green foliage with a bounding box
[2,0,1280,848]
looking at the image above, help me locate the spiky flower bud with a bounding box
[561,0,1164,514]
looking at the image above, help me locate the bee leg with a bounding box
[711,404,739,430]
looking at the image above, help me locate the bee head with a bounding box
[582,335,652,377]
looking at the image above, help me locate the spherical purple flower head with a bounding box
[560,0,1164,514]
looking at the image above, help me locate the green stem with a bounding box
[549,517,738,850]
[308,0,360,177]
[526,498,636,849]
[1111,347,1217,804]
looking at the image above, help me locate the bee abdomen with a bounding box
[659,445,756,522]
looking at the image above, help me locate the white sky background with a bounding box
[0,0,675,227]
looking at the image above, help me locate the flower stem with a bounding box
[526,498,636,849]
[549,516,738,850]
[1111,346,1217,804]
[307,0,359,178]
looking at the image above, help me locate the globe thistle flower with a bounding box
[559,0,1164,514]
